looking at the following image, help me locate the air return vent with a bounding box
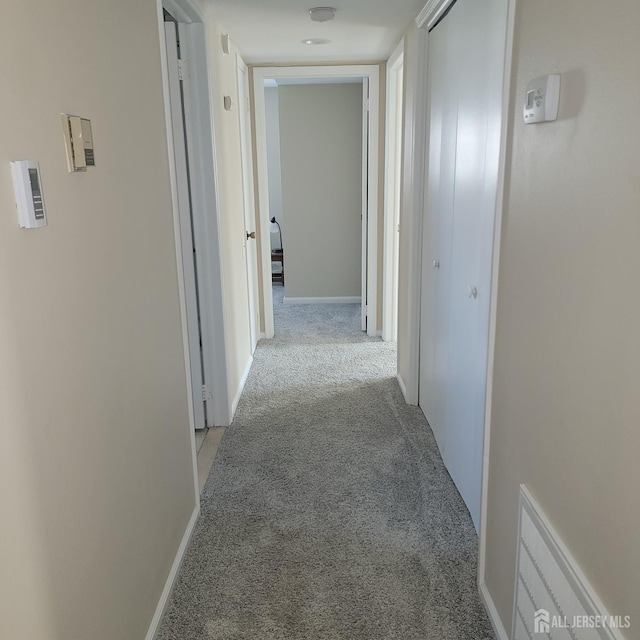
[513,486,629,640]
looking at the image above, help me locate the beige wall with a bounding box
[264,87,284,251]
[485,0,640,631]
[206,19,253,401]
[0,1,196,638]
[278,83,363,299]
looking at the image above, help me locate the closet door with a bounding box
[419,0,509,530]
[418,13,456,444]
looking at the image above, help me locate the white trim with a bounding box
[479,580,510,640]
[401,26,429,406]
[361,77,370,332]
[236,54,260,354]
[252,65,381,339]
[163,0,201,23]
[181,21,231,428]
[283,296,362,305]
[366,72,380,338]
[163,1,231,429]
[396,373,409,401]
[230,355,253,418]
[164,21,206,430]
[478,0,517,595]
[382,40,404,343]
[144,505,199,640]
[416,0,457,30]
[156,1,198,479]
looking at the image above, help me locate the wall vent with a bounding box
[513,486,629,640]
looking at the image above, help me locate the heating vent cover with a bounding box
[513,486,628,640]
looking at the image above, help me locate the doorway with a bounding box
[253,66,381,339]
[160,5,230,428]
[163,13,206,429]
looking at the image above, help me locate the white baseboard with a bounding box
[397,373,409,401]
[479,580,509,640]
[230,354,253,419]
[145,505,199,640]
[283,296,362,305]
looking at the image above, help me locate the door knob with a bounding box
[432,260,440,270]
[246,231,256,240]
[468,286,478,299]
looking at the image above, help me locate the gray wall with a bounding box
[278,83,363,299]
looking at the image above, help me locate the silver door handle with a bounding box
[468,286,478,299]
[432,260,440,270]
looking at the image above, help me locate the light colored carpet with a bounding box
[158,286,495,639]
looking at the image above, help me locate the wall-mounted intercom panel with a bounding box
[523,74,561,124]
[10,160,47,229]
[62,114,95,171]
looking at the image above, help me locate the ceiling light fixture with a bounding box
[309,7,336,22]
[302,38,331,45]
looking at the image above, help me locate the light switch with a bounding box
[62,113,95,172]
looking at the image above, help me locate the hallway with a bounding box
[158,291,494,639]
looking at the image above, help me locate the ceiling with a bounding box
[205,0,426,64]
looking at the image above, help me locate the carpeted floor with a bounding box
[157,286,495,640]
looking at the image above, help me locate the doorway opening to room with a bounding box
[161,3,230,434]
[253,66,381,339]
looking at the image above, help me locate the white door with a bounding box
[418,0,508,529]
[237,57,260,352]
[419,12,457,452]
[164,21,206,428]
[361,77,370,332]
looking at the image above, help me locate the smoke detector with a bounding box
[309,7,336,22]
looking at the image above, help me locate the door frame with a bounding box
[252,65,381,338]
[408,0,516,636]
[157,0,232,433]
[163,19,206,431]
[236,55,260,353]
[383,40,405,342]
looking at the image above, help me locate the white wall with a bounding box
[485,0,640,631]
[0,1,196,637]
[278,83,363,299]
[264,86,284,251]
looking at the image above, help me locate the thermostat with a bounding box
[10,161,47,229]
[523,74,560,124]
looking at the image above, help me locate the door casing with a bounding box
[158,0,231,431]
[237,56,260,352]
[252,65,381,339]
[383,40,405,342]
